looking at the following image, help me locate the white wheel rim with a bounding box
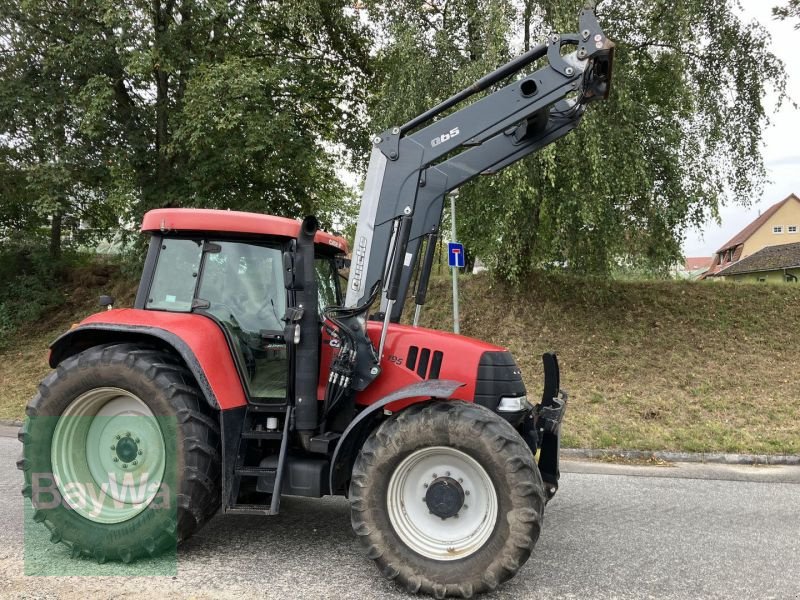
[387,446,498,561]
[50,387,166,524]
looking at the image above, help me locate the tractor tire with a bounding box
[17,343,221,563]
[349,401,546,598]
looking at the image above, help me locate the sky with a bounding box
[682,1,800,258]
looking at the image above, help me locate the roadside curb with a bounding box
[562,448,800,466]
[2,416,798,466]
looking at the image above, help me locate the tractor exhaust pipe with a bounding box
[294,216,320,438]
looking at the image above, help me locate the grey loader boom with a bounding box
[345,5,614,339]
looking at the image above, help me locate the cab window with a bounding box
[144,238,343,401]
[315,257,341,315]
[146,239,202,312]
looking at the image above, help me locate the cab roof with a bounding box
[141,208,348,253]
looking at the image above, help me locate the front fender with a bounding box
[329,380,464,494]
[49,309,248,410]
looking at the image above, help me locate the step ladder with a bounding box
[226,404,292,515]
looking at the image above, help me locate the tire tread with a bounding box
[349,400,546,598]
[18,342,221,563]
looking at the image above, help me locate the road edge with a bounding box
[1,419,798,466]
[561,447,800,466]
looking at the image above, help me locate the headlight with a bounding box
[497,396,530,412]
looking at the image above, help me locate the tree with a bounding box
[366,0,787,280]
[0,3,124,257]
[0,152,47,243]
[773,1,800,28]
[0,1,372,256]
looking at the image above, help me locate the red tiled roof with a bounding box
[716,194,800,253]
[704,244,745,277]
[704,253,728,277]
[684,256,712,271]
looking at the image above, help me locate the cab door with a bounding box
[196,241,289,401]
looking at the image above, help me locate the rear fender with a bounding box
[329,380,464,494]
[49,313,248,411]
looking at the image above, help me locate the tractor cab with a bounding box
[137,208,347,403]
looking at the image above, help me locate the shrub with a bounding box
[0,242,67,347]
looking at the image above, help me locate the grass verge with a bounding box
[413,272,800,455]
[0,263,136,421]
[2,266,797,455]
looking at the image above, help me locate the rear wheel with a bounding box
[17,343,221,562]
[349,401,546,598]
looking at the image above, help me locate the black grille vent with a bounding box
[406,346,443,379]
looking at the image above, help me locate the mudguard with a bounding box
[48,309,248,410]
[329,379,464,494]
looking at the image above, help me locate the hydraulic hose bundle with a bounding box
[321,308,358,423]
[320,282,382,426]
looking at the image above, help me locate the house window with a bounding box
[789,225,798,234]
[773,226,783,234]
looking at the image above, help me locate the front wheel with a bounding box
[349,401,546,598]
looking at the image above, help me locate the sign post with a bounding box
[448,190,461,334]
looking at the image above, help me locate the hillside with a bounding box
[413,273,800,455]
[0,263,137,421]
[1,267,798,455]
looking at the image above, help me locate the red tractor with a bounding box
[18,8,613,597]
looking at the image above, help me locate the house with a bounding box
[675,256,712,279]
[714,241,800,282]
[704,193,800,277]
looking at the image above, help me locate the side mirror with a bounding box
[283,246,300,290]
[335,256,351,270]
[98,295,115,311]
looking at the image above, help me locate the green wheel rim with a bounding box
[51,387,166,524]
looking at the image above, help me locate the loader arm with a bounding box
[388,99,588,322]
[331,5,613,389]
[345,6,613,338]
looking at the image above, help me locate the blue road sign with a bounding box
[448,242,465,268]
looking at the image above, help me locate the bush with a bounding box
[0,242,67,347]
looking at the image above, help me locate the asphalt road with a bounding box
[1,425,799,599]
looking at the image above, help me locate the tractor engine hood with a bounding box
[342,322,527,411]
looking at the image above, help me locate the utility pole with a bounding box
[450,190,460,334]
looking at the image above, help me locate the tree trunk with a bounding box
[152,0,174,207]
[465,0,479,61]
[523,1,533,52]
[155,68,170,189]
[50,211,62,259]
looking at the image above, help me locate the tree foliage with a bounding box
[773,0,800,28]
[367,0,787,280]
[0,0,789,282]
[0,0,372,255]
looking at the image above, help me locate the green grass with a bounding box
[0,263,136,421]
[411,272,800,455]
[2,266,798,455]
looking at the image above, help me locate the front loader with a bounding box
[18,6,613,597]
